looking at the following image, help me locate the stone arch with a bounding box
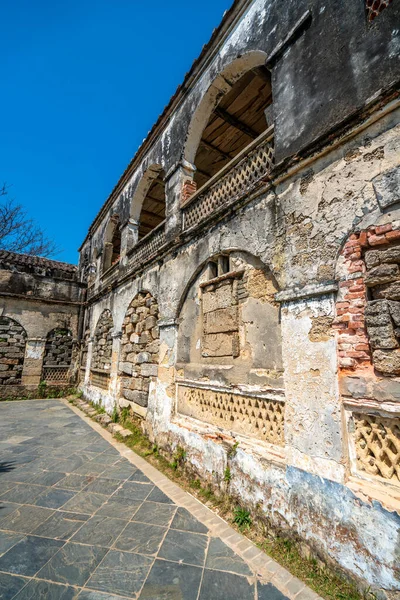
[183,51,271,190]
[103,215,121,273]
[175,248,280,320]
[41,327,74,384]
[130,164,166,240]
[119,290,159,412]
[176,249,284,391]
[90,309,114,389]
[0,316,27,385]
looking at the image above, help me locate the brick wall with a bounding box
[334,223,400,372]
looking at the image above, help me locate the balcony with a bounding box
[127,220,167,271]
[182,126,274,232]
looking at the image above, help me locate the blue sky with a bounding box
[1,1,232,264]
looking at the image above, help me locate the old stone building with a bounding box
[0,251,84,396]
[2,0,400,595]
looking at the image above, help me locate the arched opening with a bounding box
[103,215,121,273]
[183,52,272,194]
[119,291,159,412]
[193,66,272,189]
[90,309,114,390]
[0,316,27,385]
[136,168,166,241]
[42,328,73,384]
[176,250,284,446]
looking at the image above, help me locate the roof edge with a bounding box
[78,0,253,251]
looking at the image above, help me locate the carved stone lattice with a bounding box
[129,225,166,270]
[366,0,393,22]
[90,370,110,390]
[178,385,284,446]
[183,135,274,231]
[42,366,69,384]
[353,413,400,484]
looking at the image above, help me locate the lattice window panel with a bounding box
[90,370,110,390]
[183,136,274,231]
[353,413,400,484]
[129,225,166,270]
[366,0,393,21]
[178,385,284,446]
[42,366,69,384]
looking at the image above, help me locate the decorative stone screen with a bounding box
[91,309,113,388]
[366,0,393,22]
[182,131,274,231]
[119,292,159,409]
[42,328,73,384]
[353,413,400,485]
[0,317,27,385]
[178,384,285,446]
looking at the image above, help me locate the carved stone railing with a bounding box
[182,127,274,231]
[42,366,70,384]
[177,382,285,446]
[128,221,167,270]
[353,412,400,485]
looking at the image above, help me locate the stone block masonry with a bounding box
[335,223,400,374]
[91,310,113,373]
[0,317,27,384]
[119,292,159,410]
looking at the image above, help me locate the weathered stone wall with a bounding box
[76,0,400,593]
[0,253,82,394]
[91,310,113,372]
[42,329,73,367]
[0,317,27,385]
[79,109,400,594]
[119,292,159,411]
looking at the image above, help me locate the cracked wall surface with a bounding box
[69,0,400,594]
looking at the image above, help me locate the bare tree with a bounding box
[0,183,59,257]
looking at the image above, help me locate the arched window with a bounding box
[103,215,121,273]
[42,328,73,384]
[130,166,166,242]
[192,66,272,189]
[0,316,27,385]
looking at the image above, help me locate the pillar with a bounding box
[21,338,46,386]
[164,160,196,241]
[277,282,345,483]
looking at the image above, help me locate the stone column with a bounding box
[120,218,140,264]
[164,160,196,242]
[110,330,122,402]
[276,282,345,483]
[146,318,178,435]
[84,339,93,386]
[21,338,46,386]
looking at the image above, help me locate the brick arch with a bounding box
[0,316,27,385]
[119,291,159,411]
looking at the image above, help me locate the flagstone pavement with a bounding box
[0,400,319,600]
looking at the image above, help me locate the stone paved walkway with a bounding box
[0,400,319,600]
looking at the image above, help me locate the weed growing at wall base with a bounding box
[72,397,372,600]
